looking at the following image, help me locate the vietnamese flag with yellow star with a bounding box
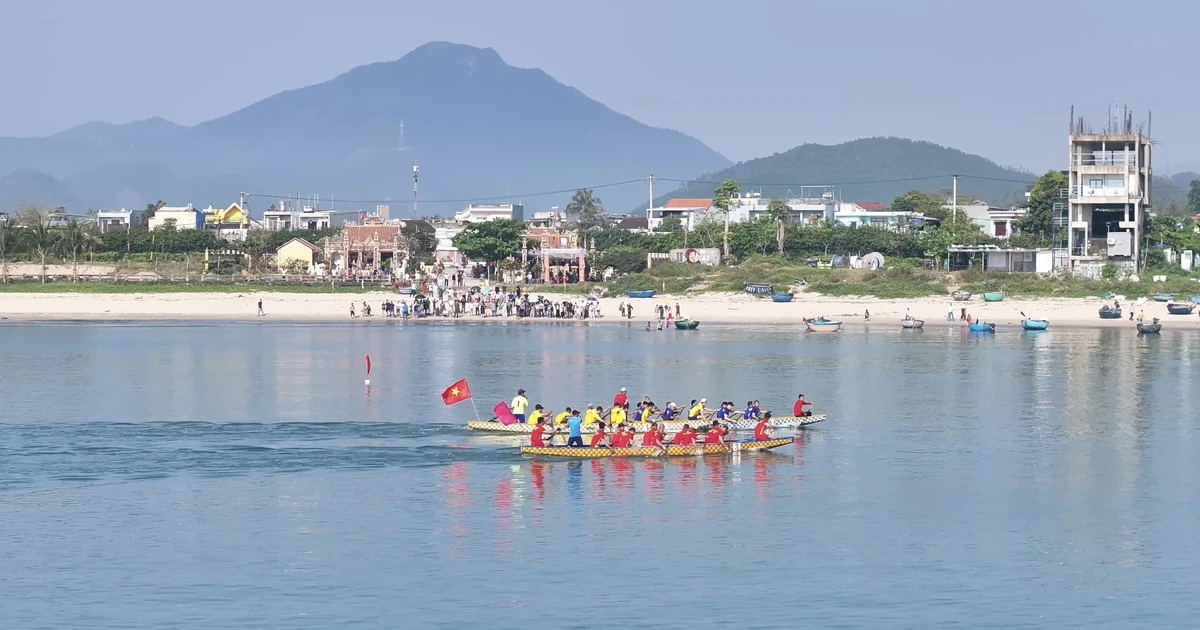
[441,378,471,405]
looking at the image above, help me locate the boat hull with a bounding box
[951,290,972,301]
[673,320,700,330]
[901,319,924,329]
[467,414,827,434]
[1167,303,1195,315]
[1021,319,1049,331]
[1136,323,1162,334]
[626,290,656,299]
[1153,294,1174,302]
[744,283,773,295]
[770,293,794,303]
[968,322,995,332]
[805,321,842,333]
[1099,309,1122,319]
[982,292,1005,302]
[520,437,795,458]
[1189,296,1200,305]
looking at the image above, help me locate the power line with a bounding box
[656,173,1034,188]
[242,178,646,207]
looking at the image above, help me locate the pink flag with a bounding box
[364,354,371,374]
[494,401,518,425]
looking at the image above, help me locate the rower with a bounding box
[526,404,545,425]
[590,421,609,448]
[610,404,627,428]
[688,398,708,421]
[714,401,732,421]
[704,420,725,445]
[613,387,628,410]
[793,394,812,417]
[530,417,551,447]
[642,422,663,447]
[510,389,529,424]
[754,412,773,441]
[743,400,759,421]
[638,402,657,423]
[555,407,573,425]
[565,411,584,447]
[673,423,696,446]
[583,405,602,425]
[661,403,678,421]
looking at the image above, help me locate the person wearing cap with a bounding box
[583,405,602,425]
[661,402,678,421]
[688,398,708,421]
[613,387,628,409]
[793,394,812,417]
[526,404,545,425]
[510,389,529,424]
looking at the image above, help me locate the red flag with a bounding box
[494,401,518,425]
[441,378,471,405]
[364,354,371,374]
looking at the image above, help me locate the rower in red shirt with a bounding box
[590,422,609,448]
[673,424,695,445]
[613,387,628,409]
[611,424,629,447]
[704,421,724,444]
[754,412,773,441]
[793,394,812,417]
[530,418,551,446]
[642,422,663,447]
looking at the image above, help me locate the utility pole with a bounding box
[646,174,655,232]
[412,164,419,219]
[952,175,958,222]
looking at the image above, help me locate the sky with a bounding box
[2,0,1198,174]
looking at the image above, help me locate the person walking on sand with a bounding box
[257,299,264,316]
[350,303,356,318]
[947,303,954,321]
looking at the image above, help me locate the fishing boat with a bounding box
[1167,302,1196,315]
[770,292,794,303]
[626,290,656,299]
[520,437,795,458]
[467,414,827,434]
[951,290,972,301]
[1137,318,1162,334]
[805,318,842,333]
[982,291,1005,302]
[1189,295,1200,304]
[744,283,774,295]
[673,319,700,330]
[1153,293,1175,302]
[968,321,995,333]
[1021,319,1049,331]
[901,318,924,329]
[1098,306,1122,319]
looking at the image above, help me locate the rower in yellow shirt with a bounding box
[583,405,602,425]
[526,404,545,425]
[610,405,626,426]
[555,407,573,425]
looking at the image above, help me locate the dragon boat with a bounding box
[466,414,826,434]
[520,437,795,458]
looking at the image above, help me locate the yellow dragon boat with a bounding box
[467,414,825,434]
[520,437,794,458]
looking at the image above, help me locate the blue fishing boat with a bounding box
[770,292,794,303]
[744,283,773,295]
[1153,293,1175,302]
[1167,302,1196,315]
[1137,318,1162,334]
[626,290,656,299]
[1189,295,1200,304]
[982,292,1005,302]
[1021,319,1049,331]
[1098,306,1122,319]
[968,322,996,333]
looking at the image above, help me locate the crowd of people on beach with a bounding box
[347,285,602,321]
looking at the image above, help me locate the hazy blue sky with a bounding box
[2,0,1197,173]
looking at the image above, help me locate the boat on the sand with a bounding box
[673,319,700,330]
[744,283,773,295]
[626,290,656,299]
[467,414,827,434]
[1099,306,1122,319]
[520,437,795,458]
[1167,302,1196,315]
[805,318,842,333]
[1153,293,1175,302]
[951,290,972,301]
[770,292,794,302]
[983,291,1006,302]
[901,318,924,329]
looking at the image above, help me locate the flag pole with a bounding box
[468,397,482,422]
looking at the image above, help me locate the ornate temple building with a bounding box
[522,226,591,283]
[320,216,408,276]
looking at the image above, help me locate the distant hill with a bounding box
[649,137,1036,208]
[0,41,730,215]
[0,169,82,213]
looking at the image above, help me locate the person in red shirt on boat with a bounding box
[793,394,812,417]
[643,422,663,447]
[611,424,630,447]
[530,417,553,447]
[613,387,628,410]
[754,412,773,441]
[704,420,725,445]
[590,422,610,448]
[673,424,695,445]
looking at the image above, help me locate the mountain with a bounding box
[649,137,1036,208]
[0,41,730,215]
[0,169,82,213]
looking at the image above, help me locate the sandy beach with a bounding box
[0,288,1194,329]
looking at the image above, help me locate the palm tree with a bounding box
[24,220,59,283]
[0,216,17,283]
[58,220,98,281]
[765,198,792,256]
[567,189,606,230]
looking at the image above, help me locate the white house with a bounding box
[431,219,468,265]
[148,204,202,230]
[96,209,133,233]
[455,203,524,223]
[648,198,712,231]
[835,201,911,230]
[953,201,1027,238]
[264,205,334,231]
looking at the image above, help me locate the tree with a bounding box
[23,219,59,283]
[0,216,16,283]
[567,189,606,230]
[138,200,166,229]
[58,220,99,281]
[239,231,274,273]
[891,190,946,219]
[401,222,438,277]
[657,216,683,233]
[1016,170,1068,238]
[711,179,741,258]
[764,198,792,255]
[453,219,527,263]
[1188,180,1200,216]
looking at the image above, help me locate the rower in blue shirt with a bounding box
[714,402,729,421]
[661,403,678,421]
[743,400,759,421]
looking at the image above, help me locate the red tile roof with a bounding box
[855,202,886,211]
[663,198,712,209]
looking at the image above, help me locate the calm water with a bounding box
[2,321,1200,628]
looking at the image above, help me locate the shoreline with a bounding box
[0,290,1195,330]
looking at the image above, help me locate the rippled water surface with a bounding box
[2,321,1199,628]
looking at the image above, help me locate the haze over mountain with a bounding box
[0,42,729,215]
